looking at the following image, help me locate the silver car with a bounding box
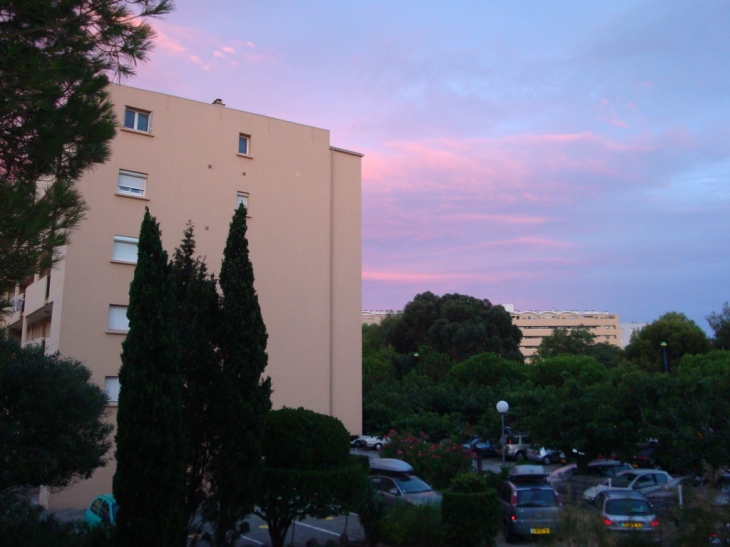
[593,490,660,541]
[498,465,563,543]
[369,458,441,507]
[583,469,674,501]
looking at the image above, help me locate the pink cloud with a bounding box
[222,46,236,54]
[213,51,224,58]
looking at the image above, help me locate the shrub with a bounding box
[378,503,443,547]
[380,430,473,489]
[441,473,498,547]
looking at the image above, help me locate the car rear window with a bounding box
[516,488,559,508]
[394,476,432,494]
[605,499,652,516]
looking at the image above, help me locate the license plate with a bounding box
[531,528,550,534]
[622,522,643,528]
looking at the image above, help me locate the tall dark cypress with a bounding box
[113,208,185,547]
[170,224,220,536]
[206,205,272,547]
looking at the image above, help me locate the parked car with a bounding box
[629,442,661,469]
[583,469,675,501]
[84,494,118,527]
[368,458,441,507]
[592,490,660,541]
[497,433,533,460]
[526,445,560,465]
[462,436,499,458]
[497,465,563,543]
[352,435,388,451]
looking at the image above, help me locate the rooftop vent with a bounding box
[212,98,225,106]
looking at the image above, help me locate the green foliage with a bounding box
[409,346,455,382]
[363,346,398,394]
[0,492,113,547]
[255,408,364,547]
[707,302,730,351]
[447,352,528,387]
[442,477,498,547]
[170,224,221,534]
[113,209,185,547]
[378,502,444,547]
[624,311,710,372]
[206,205,272,547]
[532,326,623,367]
[0,331,112,493]
[380,431,473,490]
[0,0,172,304]
[386,292,523,363]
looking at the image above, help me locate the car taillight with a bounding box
[511,515,516,521]
[651,520,660,527]
[556,493,563,506]
[604,519,612,526]
[511,493,517,507]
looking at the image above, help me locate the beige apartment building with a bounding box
[3,84,362,509]
[510,310,621,361]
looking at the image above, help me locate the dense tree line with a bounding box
[363,295,730,473]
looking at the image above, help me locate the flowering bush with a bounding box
[380,430,473,489]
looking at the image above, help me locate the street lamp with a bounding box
[496,400,509,467]
[660,342,668,373]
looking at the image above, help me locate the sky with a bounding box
[131,0,730,330]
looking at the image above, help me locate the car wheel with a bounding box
[374,443,383,451]
[543,455,552,465]
[354,440,364,449]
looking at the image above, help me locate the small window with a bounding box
[124,107,150,132]
[112,236,139,263]
[117,170,147,197]
[108,305,129,331]
[236,192,248,209]
[238,134,250,155]
[105,377,120,403]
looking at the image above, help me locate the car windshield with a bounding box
[394,476,432,494]
[605,499,652,516]
[516,488,559,508]
[608,473,638,487]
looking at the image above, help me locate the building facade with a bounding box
[4,84,363,509]
[620,322,647,348]
[510,310,621,361]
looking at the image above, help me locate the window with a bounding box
[108,305,129,331]
[124,107,150,132]
[112,236,138,263]
[238,134,250,155]
[117,170,147,197]
[236,192,248,209]
[105,377,120,403]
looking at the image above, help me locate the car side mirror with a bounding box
[390,488,400,496]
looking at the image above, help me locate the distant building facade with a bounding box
[3,84,362,509]
[620,322,647,348]
[362,310,401,325]
[510,310,621,361]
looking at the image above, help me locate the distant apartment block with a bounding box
[362,310,401,325]
[620,322,647,348]
[510,310,621,361]
[3,84,362,509]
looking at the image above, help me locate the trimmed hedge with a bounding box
[442,474,498,547]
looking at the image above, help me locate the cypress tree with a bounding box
[170,224,220,535]
[113,208,185,547]
[205,205,272,547]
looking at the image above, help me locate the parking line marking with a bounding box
[292,522,340,537]
[240,537,264,545]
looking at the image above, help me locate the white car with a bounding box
[526,446,560,465]
[583,469,674,501]
[352,435,388,450]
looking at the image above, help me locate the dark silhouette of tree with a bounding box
[205,205,272,547]
[707,302,730,351]
[0,0,172,307]
[113,209,185,547]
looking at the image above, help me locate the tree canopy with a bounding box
[707,302,730,350]
[531,325,623,367]
[0,0,172,306]
[624,312,710,372]
[386,292,523,363]
[0,331,111,494]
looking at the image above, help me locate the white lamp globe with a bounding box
[496,400,509,413]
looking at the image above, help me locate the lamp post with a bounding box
[660,342,668,373]
[496,400,509,468]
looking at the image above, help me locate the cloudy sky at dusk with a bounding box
[132,0,730,329]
